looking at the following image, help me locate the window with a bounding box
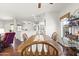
[0,28,4,34]
[10,24,14,31]
[17,25,22,31]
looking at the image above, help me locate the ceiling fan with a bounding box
[38,3,53,8]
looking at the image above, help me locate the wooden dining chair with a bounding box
[22,33,28,41]
[21,41,58,56]
[51,32,58,41]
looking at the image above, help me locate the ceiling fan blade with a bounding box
[38,3,41,8]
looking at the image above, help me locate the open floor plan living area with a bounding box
[0,3,79,56]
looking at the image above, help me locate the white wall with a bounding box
[59,3,79,17]
[45,12,61,37]
[19,3,79,42]
[15,11,61,41]
[0,20,14,32]
[25,12,61,38]
[16,19,36,41]
[0,11,61,41]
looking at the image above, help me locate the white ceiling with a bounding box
[0,3,70,20]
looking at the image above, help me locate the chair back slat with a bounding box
[41,44,45,55]
[30,46,34,56]
[35,44,39,55]
[23,49,27,56]
[46,45,49,55]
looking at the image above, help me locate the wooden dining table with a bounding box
[17,34,63,56]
